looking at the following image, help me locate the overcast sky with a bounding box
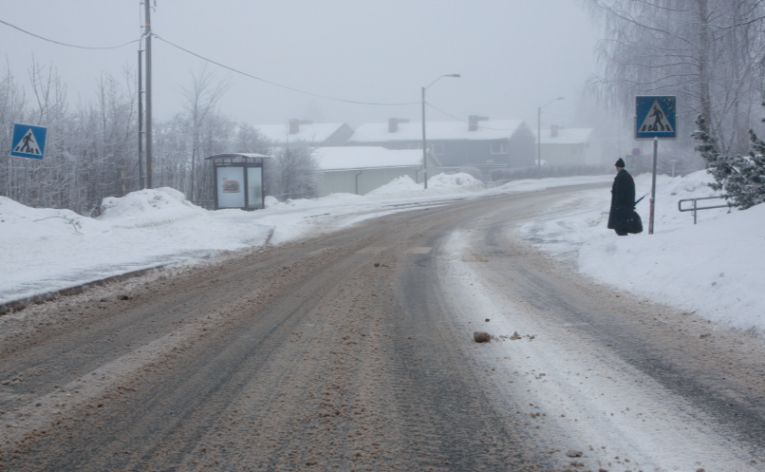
[1,0,601,130]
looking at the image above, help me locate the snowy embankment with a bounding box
[521,170,765,334]
[0,172,527,304]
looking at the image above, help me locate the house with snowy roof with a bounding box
[347,116,535,174]
[313,146,441,197]
[534,127,602,166]
[255,120,354,147]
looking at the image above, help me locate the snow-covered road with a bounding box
[1,179,764,470]
[3,170,764,339]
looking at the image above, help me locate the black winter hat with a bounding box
[615,158,626,168]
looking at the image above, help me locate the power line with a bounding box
[0,18,143,50]
[0,15,421,108]
[153,33,420,108]
[425,102,466,122]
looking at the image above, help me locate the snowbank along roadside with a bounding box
[521,170,765,335]
[0,173,608,305]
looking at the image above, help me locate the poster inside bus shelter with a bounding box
[216,166,245,208]
[247,165,264,209]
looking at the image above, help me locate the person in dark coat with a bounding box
[607,158,635,236]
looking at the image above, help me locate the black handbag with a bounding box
[627,209,643,234]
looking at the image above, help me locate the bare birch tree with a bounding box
[233,122,270,155]
[179,65,230,202]
[267,144,320,201]
[0,66,27,202]
[585,0,765,164]
[0,59,276,214]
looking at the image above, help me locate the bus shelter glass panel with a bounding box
[247,165,264,209]
[216,166,245,208]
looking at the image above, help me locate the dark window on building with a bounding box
[490,142,508,154]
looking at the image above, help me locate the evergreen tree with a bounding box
[693,115,765,209]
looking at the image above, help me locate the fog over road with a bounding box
[1,185,763,472]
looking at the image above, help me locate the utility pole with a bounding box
[421,74,460,190]
[649,137,658,234]
[421,86,427,190]
[536,106,541,179]
[144,0,153,189]
[537,97,564,179]
[138,48,145,190]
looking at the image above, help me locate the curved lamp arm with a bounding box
[425,74,461,90]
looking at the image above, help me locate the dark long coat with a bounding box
[607,169,635,234]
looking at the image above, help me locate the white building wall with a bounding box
[314,147,444,197]
[540,142,602,166]
[318,167,421,197]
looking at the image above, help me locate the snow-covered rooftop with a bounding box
[314,146,422,171]
[535,128,594,145]
[255,122,350,144]
[349,120,527,143]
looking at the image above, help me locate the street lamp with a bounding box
[422,74,460,189]
[537,97,564,179]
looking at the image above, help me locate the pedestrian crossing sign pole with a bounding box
[10,123,48,206]
[635,96,676,236]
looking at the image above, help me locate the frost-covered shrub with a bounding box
[693,115,765,210]
[265,144,320,201]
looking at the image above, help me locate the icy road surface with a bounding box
[0,184,763,471]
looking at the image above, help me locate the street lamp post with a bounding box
[537,97,564,179]
[422,74,460,189]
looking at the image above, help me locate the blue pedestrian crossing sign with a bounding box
[10,124,47,159]
[635,96,676,139]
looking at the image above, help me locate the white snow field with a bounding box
[1,170,763,336]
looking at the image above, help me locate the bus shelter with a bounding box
[206,153,271,210]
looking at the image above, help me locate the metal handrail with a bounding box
[678,196,731,224]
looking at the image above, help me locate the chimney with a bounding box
[289,119,300,134]
[468,115,489,131]
[388,118,409,133]
[550,125,559,138]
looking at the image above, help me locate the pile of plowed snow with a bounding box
[428,172,486,192]
[99,187,206,228]
[365,175,422,196]
[0,197,94,241]
[367,172,484,198]
[0,189,272,303]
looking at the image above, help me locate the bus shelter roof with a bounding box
[206,153,272,162]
